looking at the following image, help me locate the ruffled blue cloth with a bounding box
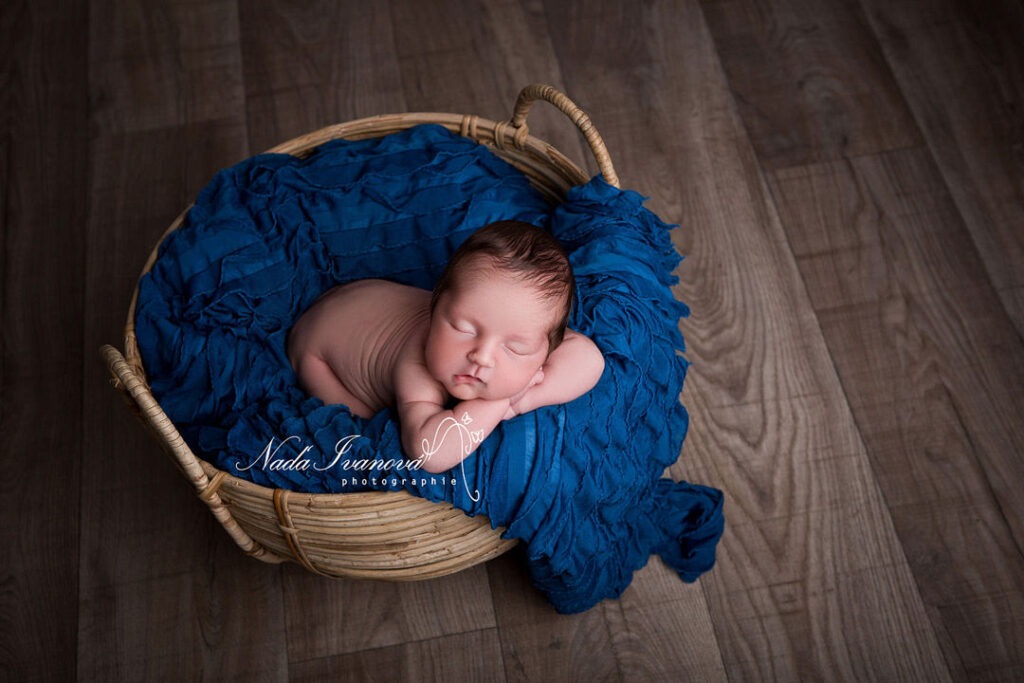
[135,124,724,613]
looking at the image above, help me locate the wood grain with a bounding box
[704,0,1024,678]
[861,0,1024,335]
[769,150,1024,681]
[88,0,245,136]
[389,0,589,169]
[488,550,727,681]
[699,0,922,169]
[704,1,1024,679]
[239,0,407,153]
[548,0,949,679]
[79,123,289,681]
[0,1,87,680]
[289,628,507,682]
[281,562,500,662]
[78,1,291,680]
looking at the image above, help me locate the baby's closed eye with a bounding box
[505,342,541,356]
[449,319,475,335]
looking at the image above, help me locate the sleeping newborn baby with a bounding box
[287,220,605,473]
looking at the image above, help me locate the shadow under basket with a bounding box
[100,84,620,581]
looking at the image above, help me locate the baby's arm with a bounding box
[506,329,605,417]
[395,356,510,474]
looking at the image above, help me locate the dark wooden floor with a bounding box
[3,0,1022,680]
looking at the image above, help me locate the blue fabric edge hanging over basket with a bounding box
[131,121,724,614]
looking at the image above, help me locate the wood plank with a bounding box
[77,542,287,680]
[487,551,727,681]
[88,0,245,136]
[682,396,947,679]
[545,0,950,678]
[239,0,406,153]
[281,562,500,661]
[860,0,1024,335]
[78,115,289,683]
[486,552,621,681]
[289,628,507,682]
[0,1,88,679]
[705,0,1024,678]
[80,1,290,679]
[698,0,922,169]
[389,0,590,173]
[79,122,253,592]
[770,147,1024,682]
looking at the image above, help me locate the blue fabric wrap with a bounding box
[134,124,724,614]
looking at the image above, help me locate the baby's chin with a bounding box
[446,384,478,401]
[447,384,496,402]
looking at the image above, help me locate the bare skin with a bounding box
[288,267,605,473]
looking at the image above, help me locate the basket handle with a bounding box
[100,344,212,488]
[509,84,620,188]
[99,344,274,559]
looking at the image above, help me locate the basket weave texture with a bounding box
[101,84,619,580]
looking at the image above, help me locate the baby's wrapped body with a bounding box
[287,221,606,474]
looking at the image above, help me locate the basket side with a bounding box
[198,462,517,580]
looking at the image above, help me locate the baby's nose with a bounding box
[469,344,495,367]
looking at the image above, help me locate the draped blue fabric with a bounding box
[135,124,724,613]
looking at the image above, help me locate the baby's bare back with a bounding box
[287,279,431,417]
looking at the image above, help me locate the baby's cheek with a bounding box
[423,336,446,377]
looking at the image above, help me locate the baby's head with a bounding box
[425,221,575,401]
[432,221,574,348]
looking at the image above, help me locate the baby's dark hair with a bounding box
[431,220,575,351]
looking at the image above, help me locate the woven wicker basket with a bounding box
[100,84,619,580]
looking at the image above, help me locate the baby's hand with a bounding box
[504,368,545,419]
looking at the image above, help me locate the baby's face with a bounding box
[425,267,557,402]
